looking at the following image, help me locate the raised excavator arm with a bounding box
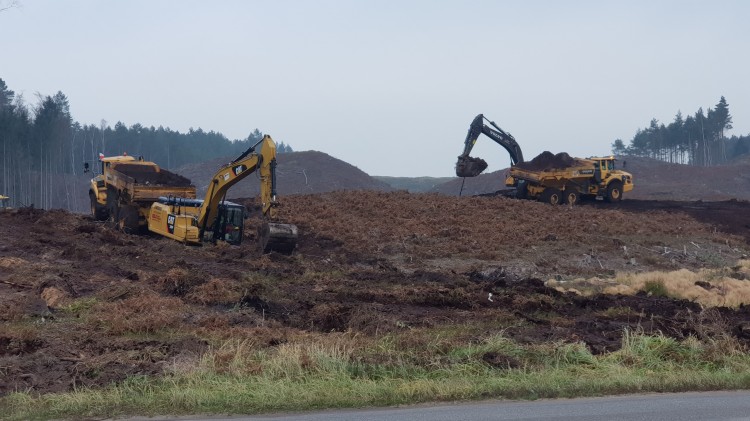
[198,135,277,238]
[197,134,297,252]
[455,114,524,177]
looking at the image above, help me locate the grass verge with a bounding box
[2,330,750,421]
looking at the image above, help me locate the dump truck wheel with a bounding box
[90,192,109,221]
[515,181,528,199]
[541,187,562,205]
[606,181,623,202]
[563,188,579,205]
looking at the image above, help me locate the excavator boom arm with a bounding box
[197,135,278,233]
[456,114,524,177]
[461,114,523,165]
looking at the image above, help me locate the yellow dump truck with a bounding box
[505,153,633,205]
[87,155,196,231]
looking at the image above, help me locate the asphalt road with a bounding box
[143,391,750,421]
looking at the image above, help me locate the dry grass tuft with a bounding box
[155,267,204,296]
[609,267,750,307]
[186,278,243,305]
[552,260,750,308]
[0,256,29,268]
[93,291,185,334]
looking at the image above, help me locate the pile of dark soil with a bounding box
[114,163,193,187]
[515,151,580,171]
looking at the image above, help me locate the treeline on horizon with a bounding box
[613,96,749,166]
[0,78,292,210]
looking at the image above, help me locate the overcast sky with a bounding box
[1,0,748,176]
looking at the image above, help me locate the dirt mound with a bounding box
[114,163,193,187]
[175,150,393,198]
[1,191,749,395]
[515,151,580,171]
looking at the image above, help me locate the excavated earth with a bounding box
[115,163,193,187]
[1,191,750,396]
[514,151,585,171]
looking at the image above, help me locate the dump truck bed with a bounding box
[106,163,196,201]
[510,158,596,184]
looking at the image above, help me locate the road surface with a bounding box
[139,391,750,421]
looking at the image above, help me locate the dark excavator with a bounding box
[455,114,524,178]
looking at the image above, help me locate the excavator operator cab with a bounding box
[213,202,245,245]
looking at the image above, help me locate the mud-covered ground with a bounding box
[1,192,750,395]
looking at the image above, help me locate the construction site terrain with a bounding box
[2,186,750,395]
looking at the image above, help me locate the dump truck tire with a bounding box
[90,192,109,221]
[606,180,623,202]
[563,188,579,205]
[540,187,562,205]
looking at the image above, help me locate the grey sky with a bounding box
[1,0,748,176]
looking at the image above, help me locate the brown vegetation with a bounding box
[1,188,749,396]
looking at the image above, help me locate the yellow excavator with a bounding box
[88,135,297,252]
[147,135,297,252]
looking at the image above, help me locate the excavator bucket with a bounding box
[456,155,488,178]
[259,222,298,254]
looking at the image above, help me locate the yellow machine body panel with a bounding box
[147,202,201,244]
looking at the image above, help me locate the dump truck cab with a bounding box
[589,156,633,200]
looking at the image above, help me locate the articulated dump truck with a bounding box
[506,152,633,205]
[87,135,298,252]
[456,114,633,205]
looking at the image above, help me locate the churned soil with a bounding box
[1,191,749,395]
